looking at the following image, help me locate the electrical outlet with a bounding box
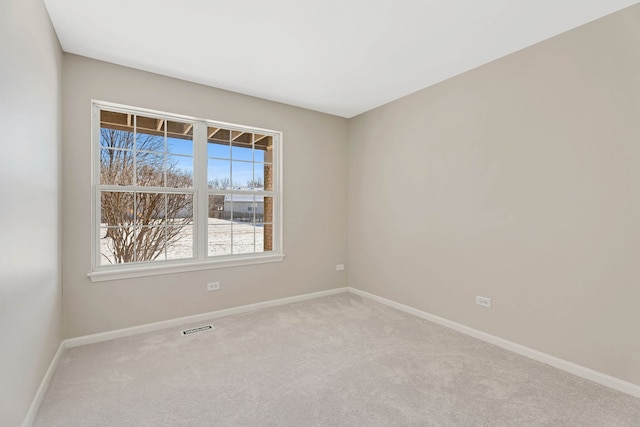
[476,296,492,308]
[336,264,345,271]
[207,282,220,291]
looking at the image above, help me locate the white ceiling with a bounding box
[43,0,638,118]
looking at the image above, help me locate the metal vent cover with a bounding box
[181,325,214,336]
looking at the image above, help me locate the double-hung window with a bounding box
[90,101,283,281]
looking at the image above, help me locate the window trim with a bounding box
[88,100,284,282]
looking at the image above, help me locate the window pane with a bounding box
[208,159,230,189]
[231,132,253,161]
[231,194,254,223]
[231,161,252,189]
[135,193,165,226]
[254,224,266,253]
[99,227,136,265]
[100,127,135,150]
[100,149,134,185]
[166,121,193,153]
[136,151,165,186]
[208,194,228,219]
[254,150,265,163]
[262,196,274,252]
[208,127,230,146]
[135,226,167,262]
[253,196,265,223]
[208,140,230,159]
[101,192,134,226]
[135,115,164,153]
[208,225,231,256]
[136,114,161,133]
[167,155,193,188]
[232,223,255,254]
[166,193,193,224]
[263,163,273,191]
[254,134,272,148]
[100,111,130,142]
[254,135,273,162]
[253,163,265,190]
[167,136,193,156]
[253,149,264,163]
[253,135,268,162]
[262,223,274,252]
[166,225,193,260]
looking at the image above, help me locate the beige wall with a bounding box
[62,55,349,338]
[0,0,63,425]
[348,5,640,386]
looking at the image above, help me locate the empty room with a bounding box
[2,0,640,425]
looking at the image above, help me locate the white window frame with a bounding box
[88,100,284,282]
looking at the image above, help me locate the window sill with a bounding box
[87,254,285,283]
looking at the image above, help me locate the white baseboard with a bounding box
[347,287,640,399]
[21,341,65,427]
[66,287,349,348]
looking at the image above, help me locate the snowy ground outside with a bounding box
[99,218,265,265]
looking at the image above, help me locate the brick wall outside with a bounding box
[263,160,273,251]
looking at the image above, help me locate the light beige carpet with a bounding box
[34,293,640,426]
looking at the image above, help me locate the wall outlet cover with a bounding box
[476,296,492,308]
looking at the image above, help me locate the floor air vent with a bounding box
[181,325,214,336]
